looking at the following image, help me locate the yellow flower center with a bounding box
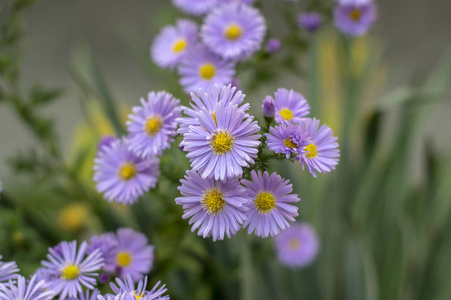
[289,239,300,250]
[61,264,80,280]
[133,291,145,300]
[350,9,362,21]
[172,38,187,53]
[283,138,297,149]
[116,251,132,267]
[255,191,276,214]
[210,130,234,154]
[199,63,216,80]
[202,188,226,215]
[224,24,243,41]
[279,108,293,121]
[304,143,318,159]
[118,163,137,181]
[145,116,163,136]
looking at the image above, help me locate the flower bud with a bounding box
[265,38,281,54]
[262,96,276,118]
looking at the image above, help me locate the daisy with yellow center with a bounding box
[224,23,243,41]
[172,38,187,53]
[202,188,226,215]
[199,63,216,80]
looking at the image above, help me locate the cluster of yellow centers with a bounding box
[210,130,234,154]
[61,264,80,280]
[116,251,132,267]
[145,115,163,136]
[255,191,276,214]
[202,188,226,215]
[304,143,318,159]
[172,38,187,53]
[283,138,297,149]
[350,9,362,21]
[279,108,294,121]
[224,23,243,41]
[199,63,216,80]
[118,163,138,181]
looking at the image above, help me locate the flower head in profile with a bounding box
[181,101,260,180]
[104,228,154,282]
[172,0,218,16]
[176,171,248,241]
[298,118,340,177]
[126,91,181,158]
[274,222,319,268]
[107,274,169,300]
[334,2,376,36]
[0,275,56,300]
[0,256,19,283]
[202,3,266,60]
[272,88,310,124]
[298,12,323,32]
[178,45,235,94]
[242,171,300,238]
[266,123,308,159]
[151,19,198,69]
[40,241,104,299]
[94,138,160,205]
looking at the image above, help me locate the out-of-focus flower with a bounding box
[218,0,256,4]
[336,0,372,5]
[107,274,169,300]
[57,203,89,232]
[176,171,248,241]
[0,275,55,300]
[87,233,118,269]
[298,12,323,32]
[274,222,319,268]
[262,96,276,118]
[334,2,376,36]
[151,20,198,69]
[181,101,260,180]
[242,171,300,238]
[266,123,308,159]
[201,3,266,60]
[93,138,160,205]
[172,0,218,16]
[98,136,117,152]
[298,118,340,177]
[265,38,281,53]
[273,88,310,124]
[41,241,104,299]
[0,256,19,283]
[126,91,181,158]
[178,45,235,94]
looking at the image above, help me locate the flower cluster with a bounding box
[151,1,266,93]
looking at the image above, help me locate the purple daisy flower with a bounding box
[93,138,160,205]
[298,12,323,32]
[178,45,235,94]
[176,171,248,241]
[126,91,181,158]
[334,2,376,36]
[242,171,300,238]
[40,241,104,300]
[274,222,319,268]
[172,0,218,16]
[87,233,118,269]
[272,88,310,124]
[0,275,56,300]
[0,256,19,283]
[151,19,198,69]
[104,228,154,282]
[177,84,249,135]
[181,101,261,180]
[201,3,266,60]
[107,274,169,300]
[298,118,340,177]
[266,123,308,159]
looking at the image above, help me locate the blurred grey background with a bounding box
[0,0,450,176]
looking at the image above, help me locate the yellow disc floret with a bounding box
[118,163,137,181]
[117,251,132,267]
[304,143,318,159]
[61,264,80,280]
[210,130,234,154]
[224,23,243,41]
[199,63,216,80]
[255,191,276,214]
[172,38,187,53]
[350,9,362,21]
[202,188,226,215]
[289,239,300,250]
[283,138,297,149]
[145,116,163,136]
[279,108,294,121]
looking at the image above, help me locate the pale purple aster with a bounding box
[266,123,308,159]
[93,137,160,205]
[0,275,55,300]
[298,12,323,32]
[87,233,118,269]
[265,38,281,53]
[126,91,181,158]
[178,45,235,94]
[108,274,169,300]
[201,3,266,60]
[273,88,310,124]
[33,268,57,292]
[334,3,376,36]
[104,228,154,282]
[151,19,198,69]
[176,171,248,241]
[336,0,372,5]
[177,84,249,135]
[274,223,319,268]
[0,256,19,282]
[242,171,300,238]
[40,241,104,300]
[262,96,275,118]
[172,0,218,16]
[181,101,261,180]
[68,289,100,300]
[298,118,340,177]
